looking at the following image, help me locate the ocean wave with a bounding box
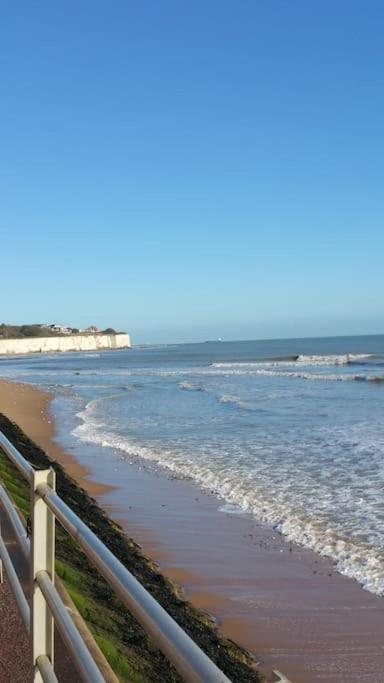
[2,363,383,386]
[72,414,384,596]
[4,366,383,385]
[252,369,384,383]
[212,360,296,368]
[179,381,205,392]
[218,394,255,411]
[211,353,375,369]
[206,367,384,382]
[297,353,375,365]
[218,503,246,515]
[219,393,242,405]
[76,353,101,358]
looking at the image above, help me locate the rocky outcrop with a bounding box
[0,333,131,355]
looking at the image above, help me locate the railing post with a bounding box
[30,468,56,682]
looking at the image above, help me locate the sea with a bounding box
[1,334,384,595]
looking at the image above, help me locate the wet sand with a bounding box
[0,380,111,497]
[1,379,384,682]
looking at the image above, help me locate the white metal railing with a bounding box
[0,430,231,683]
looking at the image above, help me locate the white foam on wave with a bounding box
[76,353,101,358]
[1,363,382,388]
[67,367,384,384]
[219,393,241,405]
[253,369,384,383]
[72,403,384,597]
[218,503,246,515]
[212,361,294,368]
[179,381,205,392]
[297,353,374,365]
[212,353,375,369]
[218,394,255,410]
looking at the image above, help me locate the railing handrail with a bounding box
[0,429,231,683]
[0,430,34,481]
[36,569,105,683]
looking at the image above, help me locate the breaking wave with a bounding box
[218,394,256,411]
[297,353,375,365]
[212,353,376,369]
[179,381,205,392]
[251,369,384,383]
[73,402,384,596]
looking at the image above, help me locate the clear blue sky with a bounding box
[1,1,383,343]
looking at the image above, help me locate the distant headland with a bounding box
[0,323,131,355]
[0,322,125,339]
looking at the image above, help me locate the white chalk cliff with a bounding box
[0,333,131,355]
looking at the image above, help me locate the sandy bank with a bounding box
[1,379,384,682]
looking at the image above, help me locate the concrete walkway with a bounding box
[0,576,32,682]
[0,508,79,682]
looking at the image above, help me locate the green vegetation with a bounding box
[1,324,53,338]
[0,324,124,339]
[0,324,73,338]
[0,413,261,682]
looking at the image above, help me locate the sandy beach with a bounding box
[0,380,111,497]
[1,379,384,682]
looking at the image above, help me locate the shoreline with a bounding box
[1,380,384,682]
[0,380,112,497]
[0,384,259,683]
